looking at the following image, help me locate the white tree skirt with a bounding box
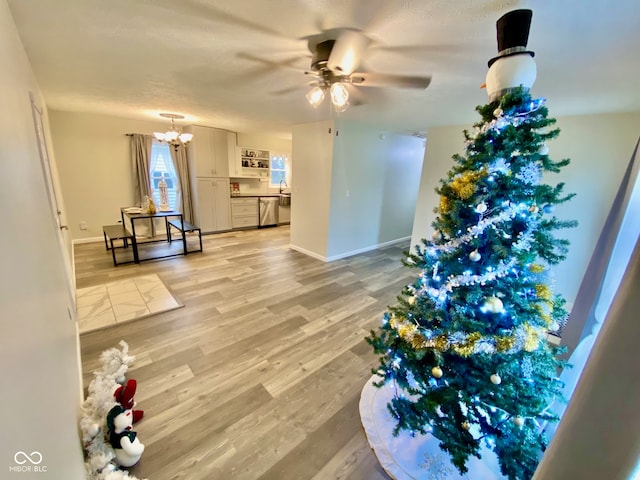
[359,375,507,480]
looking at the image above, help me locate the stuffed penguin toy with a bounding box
[484,9,537,101]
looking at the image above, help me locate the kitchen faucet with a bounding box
[279,179,288,194]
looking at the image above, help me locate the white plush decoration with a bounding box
[80,341,147,480]
[485,54,537,102]
[107,407,145,467]
[490,374,502,385]
[99,340,136,384]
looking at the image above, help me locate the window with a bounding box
[149,141,178,210]
[270,154,288,188]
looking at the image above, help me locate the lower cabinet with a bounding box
[195,178,232,233]
[231,197,259,228]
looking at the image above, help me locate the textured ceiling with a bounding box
[8,0,640,139]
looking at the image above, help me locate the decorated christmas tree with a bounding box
[366,10,576,480]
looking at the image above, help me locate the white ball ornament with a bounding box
[493,107,503,118]
[483,296,504,314]
[538,144,549,155]
[475,202,488,214]
[550,321,560,332]
[513,416,525,427]
[431,366,443,378]
[490,373,502,385]
[432,230,442,242]
[469,250,482,262]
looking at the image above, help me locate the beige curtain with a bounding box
[130,134,153,204]
[170,144,194,223]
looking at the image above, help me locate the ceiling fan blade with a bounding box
[271,85,305,96]
[350,72,432,89]
[176,0,290,39]
[236,53,306,73]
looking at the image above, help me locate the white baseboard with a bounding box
[289,244,327,262]
[73,236,104,245]
[289,236,410,263]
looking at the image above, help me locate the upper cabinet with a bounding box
[239,147,270,178]
[184,125,236,178]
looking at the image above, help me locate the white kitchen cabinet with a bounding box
[185,125,236,177]
[195,178,232,233]
[231,197,258,228]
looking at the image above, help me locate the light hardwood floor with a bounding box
[78,226,414,480]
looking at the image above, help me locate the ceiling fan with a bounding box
[302,28,432,111]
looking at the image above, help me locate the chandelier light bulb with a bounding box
[165,129,179,142]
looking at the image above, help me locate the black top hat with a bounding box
[488,9,535,67]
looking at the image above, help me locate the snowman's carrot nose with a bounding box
[480,82,487,89]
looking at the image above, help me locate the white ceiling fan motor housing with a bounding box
[327,30,369,75]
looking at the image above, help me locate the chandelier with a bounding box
[153,113,193,150]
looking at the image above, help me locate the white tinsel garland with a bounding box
[80,341,147,480]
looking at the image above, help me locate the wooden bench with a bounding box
[103,224,134,266]
[167,219,202,254]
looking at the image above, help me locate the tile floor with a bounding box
[76,274,182,333]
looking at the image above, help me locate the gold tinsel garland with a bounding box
[388,313,545,356]
[449,169,487,200]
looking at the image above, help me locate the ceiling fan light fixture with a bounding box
[306,86,326,108]
[330,82,349,108]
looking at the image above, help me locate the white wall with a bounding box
[411,110,640,306]
[327,121,424,259]
[237,132,291,154]
[290,120,334,258]
[0,1,85,477]
[48,110,169,240]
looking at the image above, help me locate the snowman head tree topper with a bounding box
[485,9,537,101]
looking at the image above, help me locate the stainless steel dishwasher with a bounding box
[258,196,279,227]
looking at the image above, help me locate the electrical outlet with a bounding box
[79,221,87,230]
